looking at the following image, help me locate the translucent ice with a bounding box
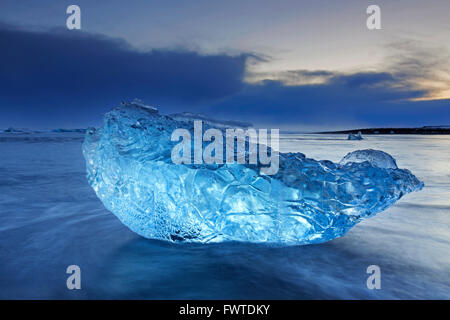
[82,102,424,245]
[347,131,363,140]
[340,149,397,169]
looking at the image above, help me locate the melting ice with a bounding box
[82,101,424,245]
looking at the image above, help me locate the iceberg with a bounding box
[347,131,363,140]
[82,101,424,245]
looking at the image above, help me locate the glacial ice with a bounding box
[347,131,363,140]
[168,112,252,129]
[82,101,424,245]
[340,149,398,169]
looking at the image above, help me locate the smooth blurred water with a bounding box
[0,133,449,299]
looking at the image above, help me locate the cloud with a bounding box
[0,23,448,129]
[382,40,450,100]
[0,23,251,126]
[199,41,450,130]
[200,70,447,130]
[246,69,334,85]
[199,77,424,129]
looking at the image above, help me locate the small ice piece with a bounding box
[83,101,424,245]
[348,131,363,140]
[3,127,32,134]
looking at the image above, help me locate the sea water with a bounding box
[0,132,448,299]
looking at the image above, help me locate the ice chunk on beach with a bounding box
[82,101,423,245]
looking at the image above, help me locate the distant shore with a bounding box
[317,126,450,135]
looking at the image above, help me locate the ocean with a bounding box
[0,132,449,299]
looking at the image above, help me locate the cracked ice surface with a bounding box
[82,102,424,245]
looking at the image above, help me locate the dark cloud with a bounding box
[201,72,447,130]
[0,23,251,126]
[328,72,396,88]
[199,41,450,130]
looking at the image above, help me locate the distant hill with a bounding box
[318,126,450,135]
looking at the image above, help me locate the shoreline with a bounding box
[316,127,450,135]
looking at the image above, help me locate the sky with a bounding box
[0,0,449,130]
